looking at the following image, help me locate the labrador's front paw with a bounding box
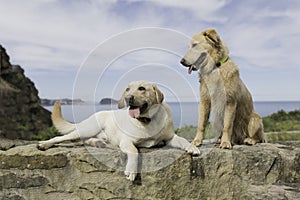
[124,171,137,181]
[37,141,52,151]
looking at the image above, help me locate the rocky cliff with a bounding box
[0,45,51,139]
[0,141,299,199]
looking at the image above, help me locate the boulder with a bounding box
[0,45,51,139]
[0,141,299,199]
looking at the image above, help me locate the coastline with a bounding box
[42,101,300,128]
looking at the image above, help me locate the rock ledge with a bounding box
[0,142,299,199]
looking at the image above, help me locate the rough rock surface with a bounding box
[0,45,51,139]
[0,141,299,199]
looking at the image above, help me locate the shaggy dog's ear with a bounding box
[118,90,126,109]
[203,29,221,48]
[153,85,164,104]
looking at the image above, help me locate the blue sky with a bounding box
[1,0,300,102]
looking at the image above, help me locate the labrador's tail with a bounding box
[51,101,76,135]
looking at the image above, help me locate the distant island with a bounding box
[41,98,119,106]
[41,98,85,106]
[99,98,118,105]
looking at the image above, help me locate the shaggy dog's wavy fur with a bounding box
[181,28,265,149]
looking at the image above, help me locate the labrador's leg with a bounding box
[119,140,139,181]
[38,115,102,150]
[167,135,200,155]
[37,130,83,150]
[85,138,107,148]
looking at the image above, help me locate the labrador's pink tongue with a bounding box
[129,108,140,118]
[188,67,193,74]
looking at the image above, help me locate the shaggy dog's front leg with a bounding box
[220,102,236,149]
[193,82,211,146]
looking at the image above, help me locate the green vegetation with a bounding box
[175,125,198,141]
[263,109,300,132]
[175,123,217,141]
[262,109,300,142]
[176,109,300,143]
[31,126,61,141]
[266,131,300,143]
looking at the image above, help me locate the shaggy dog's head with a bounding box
[180,28,229,74]
[118,81,164,120]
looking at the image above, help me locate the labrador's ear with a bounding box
[153,85,164,104]
[118,90,126,109]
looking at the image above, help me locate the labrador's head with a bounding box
[118,81,164,119]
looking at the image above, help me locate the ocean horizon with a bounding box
[44,101,300,129]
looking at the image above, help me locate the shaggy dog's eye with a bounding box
[191,43,197,48]
[138,86,146,91]
[126,88,130,92]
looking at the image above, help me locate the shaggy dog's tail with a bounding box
[52,101,76,134]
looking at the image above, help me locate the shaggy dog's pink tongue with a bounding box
[129,108,140,118]
[188,66,193,74]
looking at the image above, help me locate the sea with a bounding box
[44,101,300,129]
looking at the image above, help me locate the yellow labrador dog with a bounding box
[180,29,265,149]
[37,80,200,181]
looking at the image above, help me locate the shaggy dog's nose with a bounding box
[180,58,190,67]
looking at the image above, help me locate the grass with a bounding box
[266,131,300,143]
[263,109,300,132]
[30,126,61,141]
[175,125,198,141]
[175,124,216,142]
[176,109,300,143]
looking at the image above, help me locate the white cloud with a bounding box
[220,1,300,70]
[0,0,127,71]
[0,0,299,101]
[133,0,231,23]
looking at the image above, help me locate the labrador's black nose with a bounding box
[126,95,135,105]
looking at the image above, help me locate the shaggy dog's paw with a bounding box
[192,138,202,147]
[124,171,137,181]
[220,140,232,149]
[244,138,256,145]
[186,144,200,156]
[37,141,52,151]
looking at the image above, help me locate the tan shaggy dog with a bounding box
[180,28,265,149]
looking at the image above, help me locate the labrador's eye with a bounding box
[138,86,146,91]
